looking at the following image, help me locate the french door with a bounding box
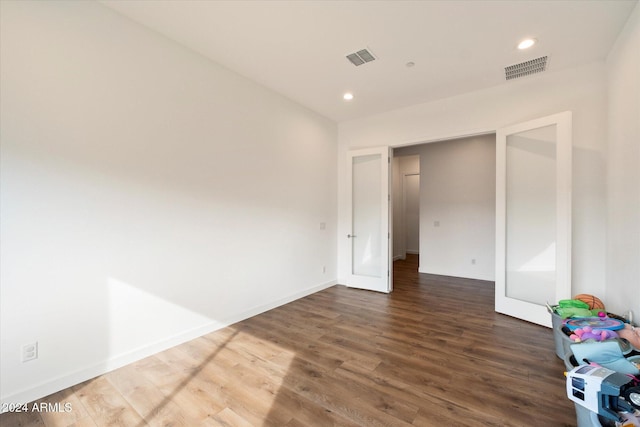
[346,147,392,293]
[495,112,572,327]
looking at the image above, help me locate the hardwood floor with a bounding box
[1,255,576,426]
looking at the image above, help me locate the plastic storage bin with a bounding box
[558,323,635,360]
[564,349,639,427]
[551,310,565,359]
[556,322,575,358]
[590,411,603,427]
[565,350,597,427]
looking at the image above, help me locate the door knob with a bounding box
[347,234,356,238]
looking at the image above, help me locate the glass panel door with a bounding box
[496,112,572,327]
[346,147,391,293]
[506,124,557,305]
[352,154,382,277]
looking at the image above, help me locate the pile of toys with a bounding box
[550,294,640,427]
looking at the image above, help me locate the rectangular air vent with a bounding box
[346,48,376,66]
[505,56,548,80]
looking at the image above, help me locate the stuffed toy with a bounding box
[619,323,640,350]
[569,326,619,342]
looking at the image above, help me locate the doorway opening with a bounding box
[392,155,420,262]
[391,134,496,282]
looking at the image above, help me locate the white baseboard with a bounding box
[0,279,337,410]
[406,250,419,255]
[418,267,494,282]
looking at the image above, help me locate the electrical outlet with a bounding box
[319,222,326,230]
[471,259,476,265]
[22,342,38,362]
[434,221,440,227]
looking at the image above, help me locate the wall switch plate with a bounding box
[22,342,38,362]
[434,221,440,227]
[319,222,326,230]
[471,259,476,265]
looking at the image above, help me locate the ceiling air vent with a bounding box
[346,48,376,66]
[505,56,548,80]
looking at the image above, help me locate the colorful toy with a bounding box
[565,317,625,331]
[555,299,593,318]
[569,326,619,342]
[573,293,605,310]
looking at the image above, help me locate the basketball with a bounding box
[573,294,605,310]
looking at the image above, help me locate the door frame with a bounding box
[345,146,392,293]
[495,111,572,327]
[340,115,570,319]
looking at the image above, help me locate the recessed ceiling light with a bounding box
[518,38,537,50]
[406,61,415,68]
[343,92,354,101]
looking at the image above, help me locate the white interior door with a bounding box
[346,147,392,293]
[495,111,572,327]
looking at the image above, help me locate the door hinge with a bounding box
[388,157,391,164]
[388,194,391,201]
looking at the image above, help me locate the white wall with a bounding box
[391,155,419,259]
[396,136,495,281]
[338,62,608,299]
[0,1,337,405]
[606,3,640,320]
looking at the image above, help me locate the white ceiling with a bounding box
[101,0,637,122]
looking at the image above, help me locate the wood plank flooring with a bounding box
[0,255,576,426]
